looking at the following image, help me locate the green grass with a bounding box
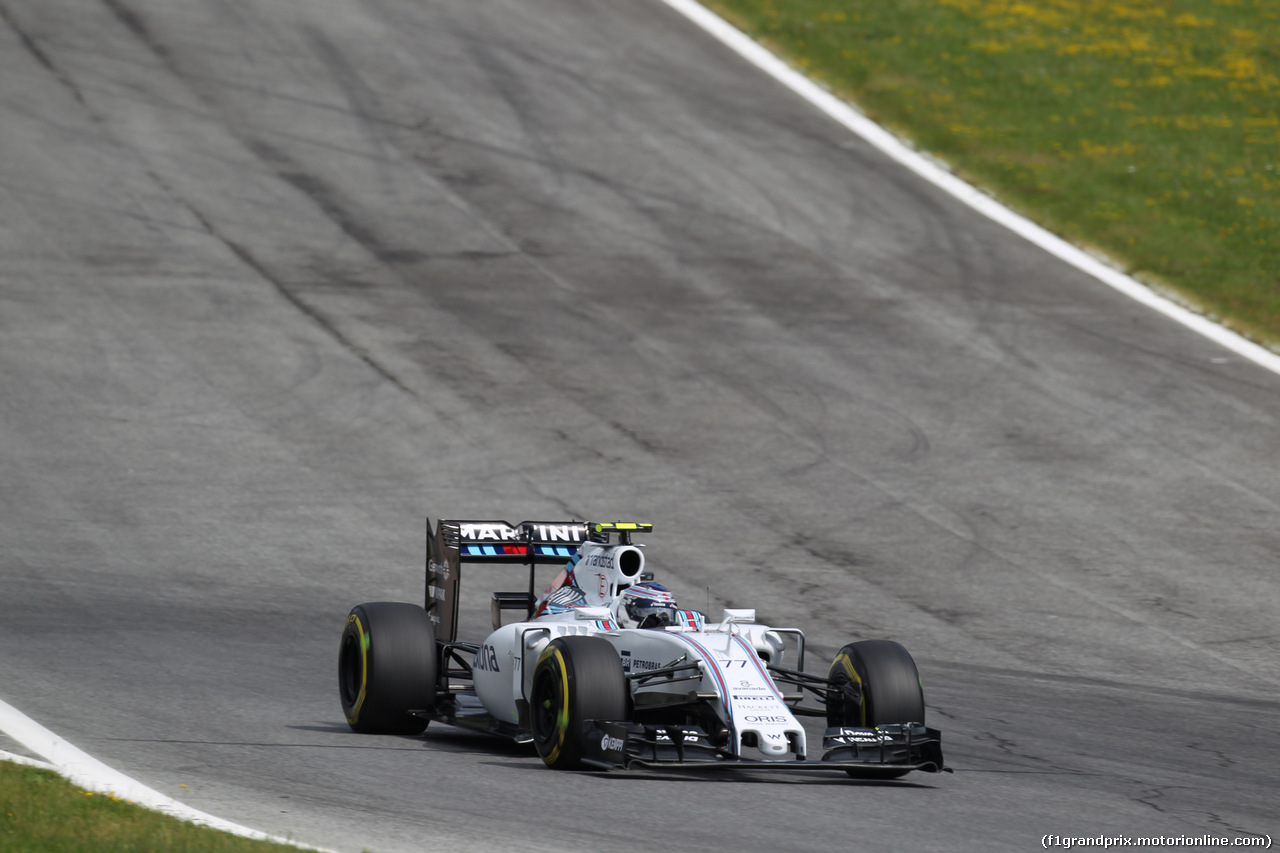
[703,0,1280,349]
[0,760,308,853]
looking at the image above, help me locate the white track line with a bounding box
[0,698,332,851]
[660,0,1280,377]
[0,748,56,771]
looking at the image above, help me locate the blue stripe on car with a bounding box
[671,633,737,756]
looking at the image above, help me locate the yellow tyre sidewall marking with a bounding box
[832,653,866,727]
[540,647,571,765]
[345,613,369,725]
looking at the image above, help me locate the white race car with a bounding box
[338,519,945,776]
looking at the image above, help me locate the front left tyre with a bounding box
[339,601,437,735]
[530,636,628,769]
[825,639,926,779]
[826,639,925,728]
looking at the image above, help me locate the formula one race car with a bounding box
[338,519,945,776]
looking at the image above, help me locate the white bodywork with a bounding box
[470,560,808,760]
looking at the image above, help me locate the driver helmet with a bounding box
[622,582,678,629]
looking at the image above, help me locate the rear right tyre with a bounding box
[338,601,437,735]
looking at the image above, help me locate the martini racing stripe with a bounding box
[460,545,579,558]
[462,544,526,557]
[675,610,705,630]
[730,634,786,703]
[563,552,582,583]
[670,632,737,755]
[625,585,675,602]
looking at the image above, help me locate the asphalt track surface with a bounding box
[0,1,1277,851]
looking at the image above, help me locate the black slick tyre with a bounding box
[826,640,925,779]
[338,602,437,735]
[530,636,627,769]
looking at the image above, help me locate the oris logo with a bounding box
[600,734,625,752]
[743,715,789,724]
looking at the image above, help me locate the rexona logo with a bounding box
[474,643,501,673]
[600,733,625,752]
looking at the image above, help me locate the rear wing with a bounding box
[425,519,592,641]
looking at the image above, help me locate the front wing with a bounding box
[580,720,946,775]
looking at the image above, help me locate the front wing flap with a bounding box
[819,724,946,774]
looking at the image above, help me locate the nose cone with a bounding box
[756,733,789,756]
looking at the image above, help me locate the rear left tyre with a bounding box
[339,602,437,735]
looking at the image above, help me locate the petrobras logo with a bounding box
[620,650,661,674]
[600,733,625,752]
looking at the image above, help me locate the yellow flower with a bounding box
[1224,55,1258,80]
[1174,14,1215,28]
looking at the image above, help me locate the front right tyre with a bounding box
[530,636,628,769]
